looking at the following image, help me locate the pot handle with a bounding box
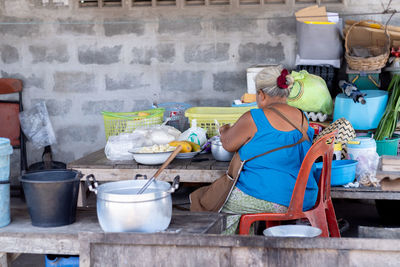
[134,174,147,180]
[168,175,180,193]
[86,174,98,194]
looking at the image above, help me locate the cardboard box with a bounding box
[344,22,400,48]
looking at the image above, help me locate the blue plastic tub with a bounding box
[315,160,358,186]
[45,255,79,267]
[0,137,13,182]
[0,181,10,228]
[333,90,388,130]
[0,138,12,228]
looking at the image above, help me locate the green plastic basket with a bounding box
[185,106,256,137]
[376,134,400,156]
[102,108,165,140]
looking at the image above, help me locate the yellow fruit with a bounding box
[138,112,150,117]
[169,141,192,153]
[186,141,201,152]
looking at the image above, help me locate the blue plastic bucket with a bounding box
[0,181,10,228]
[315,160,358,186]
[333,90,388,130]
[0,137,13,181]
[0,138,12,228]
[45,255,79,267]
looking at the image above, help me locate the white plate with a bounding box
[129,148,173,165]
[176,151,199,159]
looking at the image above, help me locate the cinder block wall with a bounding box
[0,0,398,179]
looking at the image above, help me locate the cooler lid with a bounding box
[347,137,376,149]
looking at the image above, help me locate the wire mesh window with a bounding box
[78,0,343,8]
[239,0,284,5]
[79,0,122,7]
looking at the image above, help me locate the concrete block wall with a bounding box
[0,0,399,179]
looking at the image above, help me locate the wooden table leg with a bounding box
[0,253,9,267]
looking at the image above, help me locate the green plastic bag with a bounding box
[287,70,333,115]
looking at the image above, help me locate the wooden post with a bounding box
[0,253,9,267]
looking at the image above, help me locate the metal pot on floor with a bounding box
[86,174,180,233]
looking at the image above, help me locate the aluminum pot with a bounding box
[211,137,234,161]
[86,174,179,233]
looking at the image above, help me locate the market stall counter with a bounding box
[68,149,400,208]
[0,199,225,266]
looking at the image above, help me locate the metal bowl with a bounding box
[263,225,322,238]
[211,138,234,161]
[129,148,173,165]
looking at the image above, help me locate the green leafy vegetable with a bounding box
[375,74,400,141]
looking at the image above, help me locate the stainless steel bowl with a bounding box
[263,225,322,238]
[211,137,234,161]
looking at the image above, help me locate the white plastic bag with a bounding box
[105,124,182,161]
[354,151,380,187]
[178,119,207,146]
[19,101,56,149]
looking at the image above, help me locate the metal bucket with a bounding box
[263,225,322,238]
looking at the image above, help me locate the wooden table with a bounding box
[0,201,225,266]
[68,149,400,207]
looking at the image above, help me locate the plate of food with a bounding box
[169,141,201,159]
[129,144,175,165]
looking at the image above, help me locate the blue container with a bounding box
[45,255,79,267]
[315,160,358,186]
[0,138,12,228]
[0,181,10,228]
[333,90,388,130]
[0,138,13,181]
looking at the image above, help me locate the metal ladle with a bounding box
[137,145,182,194]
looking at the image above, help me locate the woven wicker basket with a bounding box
[345,20,390,71]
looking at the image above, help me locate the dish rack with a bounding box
[185,106,255,137]
[102,108,165,140]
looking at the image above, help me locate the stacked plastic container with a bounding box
[0,137,13,228]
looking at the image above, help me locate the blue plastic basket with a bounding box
[315,160,358,186]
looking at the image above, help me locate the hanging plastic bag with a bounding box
[178,119,207,146]
[19,101,56,149]
[287,70,333,115]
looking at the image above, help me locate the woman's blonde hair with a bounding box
[255,65,294,98]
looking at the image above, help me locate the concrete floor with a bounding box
[8,196,400,266]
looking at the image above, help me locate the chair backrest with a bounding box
[286,131,336,214]
[0,79,22,94]
[0,78,23,147]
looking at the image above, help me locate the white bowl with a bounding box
[129,148,173,165]
[263,225,321,238]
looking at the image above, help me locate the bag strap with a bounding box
[245,107,309,163]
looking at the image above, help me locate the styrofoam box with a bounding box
[246,65,274,94]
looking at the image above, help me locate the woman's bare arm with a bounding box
[219,111,257,152]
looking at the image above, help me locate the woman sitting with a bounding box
[219,65,317,234]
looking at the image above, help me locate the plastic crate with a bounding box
[102,108,164,140]
[45,255,79,267]
[346,67,381,90]
[185,106,255,137]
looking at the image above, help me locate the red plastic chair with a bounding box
[239,132,340,237]
[0,78,27,173]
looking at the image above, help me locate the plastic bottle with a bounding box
[333,143,342,160]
